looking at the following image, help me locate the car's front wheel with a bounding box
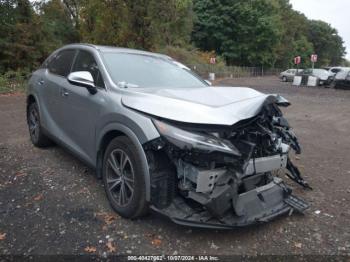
[102,136,148,218]
[27,102,53,147]
[282,76,287,82]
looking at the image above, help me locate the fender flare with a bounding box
[97,123,151,201]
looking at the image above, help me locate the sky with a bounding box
[290,0,350,60]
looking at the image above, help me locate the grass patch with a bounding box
[0,71,29,95]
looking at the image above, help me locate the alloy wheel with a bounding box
[28,106,40,142]
[106,149,135,207]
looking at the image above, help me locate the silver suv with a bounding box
[27,44,310,229]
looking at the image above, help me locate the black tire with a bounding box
[282,76,287,82]
[27,102,53,147]
[102,136,148,218]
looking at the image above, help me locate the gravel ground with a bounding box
[0,76,349,258]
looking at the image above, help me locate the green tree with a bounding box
[342,59,350,67]
[147,0,193,48]
[0,0,18,72]
[79,0,130,46]
[274,0,314,68]
[78,0,193,50]
[0,0,41,71]
[192,0,283,67]
[0,0,348,74]
[307,20,346,66]
[36,0,78,58]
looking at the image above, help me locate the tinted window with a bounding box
[102,53,206,88]
[48,50,76,77]
[72,50,105,88]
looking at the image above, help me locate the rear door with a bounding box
[41,49,77,139]
[56,49,106,165]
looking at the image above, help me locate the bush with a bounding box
[0,70,30,94]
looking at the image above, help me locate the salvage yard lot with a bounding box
[0,76,349,256]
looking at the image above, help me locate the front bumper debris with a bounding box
[151,178,309,229]
[145,100,311,229]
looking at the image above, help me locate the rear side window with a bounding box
[48,49,76,77]
[72,50,105,88]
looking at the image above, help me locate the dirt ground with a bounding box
[0,76,349,258]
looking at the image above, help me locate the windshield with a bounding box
[102,52,207,88]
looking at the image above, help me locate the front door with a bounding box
[41,49,77,140]
[57,50,106,165]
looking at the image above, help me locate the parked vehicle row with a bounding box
[332,68,350,90]
[280,66,350,88]
[299,68,334,86]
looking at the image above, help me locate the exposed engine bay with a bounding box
[143,100,311,229]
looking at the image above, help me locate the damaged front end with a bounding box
[143,100,310,229]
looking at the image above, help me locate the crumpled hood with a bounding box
[121,86,285,126]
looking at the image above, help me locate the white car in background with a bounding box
[299,68,334,86]
[327,67,342,76]
[280,69,302,82]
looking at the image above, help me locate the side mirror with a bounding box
[67,71,97,95]
[205,80,212,86]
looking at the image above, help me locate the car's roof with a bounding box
[62,43,171,59]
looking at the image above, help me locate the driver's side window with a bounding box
[72,50,105,88]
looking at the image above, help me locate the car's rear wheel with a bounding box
[27,102,53,147]
[102,136,148,218]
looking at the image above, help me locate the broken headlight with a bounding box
[152,119,240,156]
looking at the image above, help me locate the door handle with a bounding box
[38,80,44,85]
[61,89,69,97]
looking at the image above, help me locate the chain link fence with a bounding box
[189,64,282,79]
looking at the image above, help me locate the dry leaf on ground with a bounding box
[33,193,44,201]
[84,246,97,253]
[0,233,7,240]
[151,238,162,247]
[294,242,302,248]
[106,241,117,253]
[96,212,117,225]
